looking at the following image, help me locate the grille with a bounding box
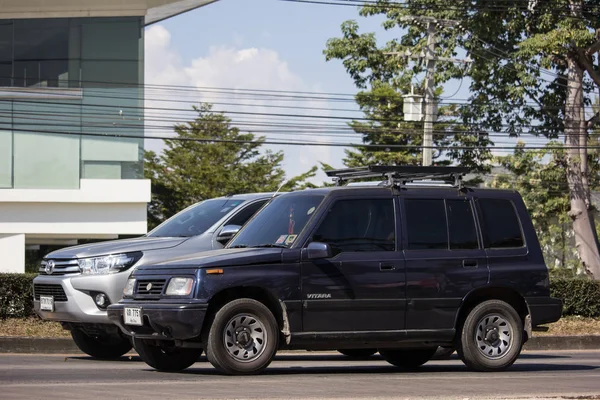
[136,279,166,297]
[39,259,80,276]
[34,284,68,302]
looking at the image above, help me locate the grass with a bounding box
[0,316,598,338]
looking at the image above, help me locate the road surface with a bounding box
[1,350,599,399]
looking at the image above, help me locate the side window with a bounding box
[447,200,479,250]
[405,199,447,250]
[478,198,525,248]
[226,200,268,227]
[312,198,395,255]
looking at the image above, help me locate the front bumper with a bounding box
[526,296,563,326]
[107,302,208,341]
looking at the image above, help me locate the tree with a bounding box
[144,103,316,229]
[325,0,600,279]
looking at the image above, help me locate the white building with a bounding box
[0,0,218,272]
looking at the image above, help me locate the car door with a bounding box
[401,194,489,331]
[301,194,406,332]
[212,199,269,248]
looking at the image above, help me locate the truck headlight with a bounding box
[123,278,136,296]
[165,277,194,296]
[78,252,142,275]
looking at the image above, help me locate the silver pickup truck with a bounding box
[33,193,273,359]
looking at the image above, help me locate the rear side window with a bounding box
[478,198,524,248]
[405,199,448,250]
[447,200,478,250]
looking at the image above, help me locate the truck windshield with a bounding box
[228,193,324,248]
[147,199,245,238]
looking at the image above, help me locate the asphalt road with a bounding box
[1,350,599,400]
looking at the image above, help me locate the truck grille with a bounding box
[33,284,68,302]
[39,259,80,276]
[136,279,166,297]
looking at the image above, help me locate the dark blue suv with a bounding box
[108,166,562,375]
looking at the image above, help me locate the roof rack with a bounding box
[326,166,471,189]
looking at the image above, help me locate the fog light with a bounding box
[95,293,108,308]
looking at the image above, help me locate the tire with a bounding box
[457,299,523,372]
[206,298,279,375]
[133,338,202,372]
[70,328,132,360]
[337,349,377,359]
[379,347,438,369]
[432,346,455,360]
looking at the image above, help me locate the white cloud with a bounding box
[144,25,346,184]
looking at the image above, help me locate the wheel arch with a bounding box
[454,286,531,342]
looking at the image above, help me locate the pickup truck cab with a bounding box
[108,166,562,375]
[33,192,274,359]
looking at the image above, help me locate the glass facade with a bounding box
[0,17,144,189]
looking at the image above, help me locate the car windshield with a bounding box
[228,193,325,248]
[147,198,246,238]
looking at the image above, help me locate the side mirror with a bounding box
[217,224,242,243]
[306,242,333,260]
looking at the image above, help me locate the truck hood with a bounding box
[136,247,284,272]
[45,236,189,259]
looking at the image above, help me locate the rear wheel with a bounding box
[133,338,202,372]
[337,349,377,359]
[379,347,437,369]
[70,328,132,360]
[206,298,279,375]
[457,299,523,372]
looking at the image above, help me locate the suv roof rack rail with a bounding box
[325,166,471,189]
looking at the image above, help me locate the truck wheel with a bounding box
[457,299,523,372]
[133,338,202,372]
[337,349,377,359]
[70,328,132,360]
[206,298,279,375]
[380,347,437,369]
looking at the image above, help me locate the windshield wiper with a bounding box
[251,243,288,248]
[229,244,248,248]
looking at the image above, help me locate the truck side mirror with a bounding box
[305,242,333,260]
[217,225,242,244]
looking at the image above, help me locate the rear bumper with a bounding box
[107,302,208,341]
[526,296,563,326]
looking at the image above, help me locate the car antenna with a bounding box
[273,179,289,198]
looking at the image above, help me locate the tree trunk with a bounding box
[565,55,600,279]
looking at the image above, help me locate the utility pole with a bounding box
[386,16,471,166]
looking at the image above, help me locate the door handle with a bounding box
[380,263,396,271]
[463,259,478,269]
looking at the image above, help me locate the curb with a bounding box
[1,335,599,354]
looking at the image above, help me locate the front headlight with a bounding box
[123,278,136,296]
[78,252,142,275]
[165,277,194,296]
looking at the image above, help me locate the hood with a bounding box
[137,248,284,271]
[45,237,189,259]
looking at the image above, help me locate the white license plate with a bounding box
[124,307,143,326]
[40,296,54,312]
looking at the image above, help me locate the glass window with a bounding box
[147,198,246,238]
[405,199,448,250]
[228,194,325,248]
[226,200,268,227]
[478,198,525,248]
[447,199,479,250]
[312,199,395,255]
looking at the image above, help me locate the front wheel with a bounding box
[206,298,279,375]
[337,349,377,359]
[457,299,523,372]
[379,347,438,369]
[133,338,202,372]
[70,328,132,360]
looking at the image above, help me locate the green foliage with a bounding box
[0,273,37,319]
[144,103,317,229]
[551,278,600,318]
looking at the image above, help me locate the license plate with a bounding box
[40,296,54,312]
[124,307,142,326]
